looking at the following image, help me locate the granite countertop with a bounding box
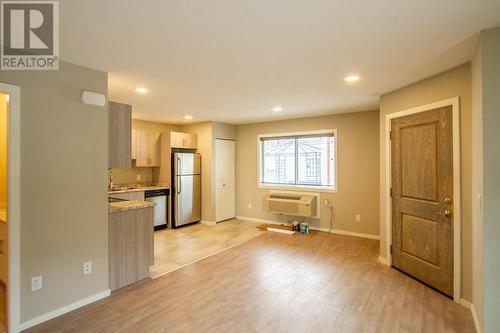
[108,200,155,214]
[107,184,169,195]
[0,208,5,223]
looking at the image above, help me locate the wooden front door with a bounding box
[391,106,454,296]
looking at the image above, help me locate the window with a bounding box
[259,131,336,190]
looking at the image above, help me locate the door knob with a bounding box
[444,197,452,204]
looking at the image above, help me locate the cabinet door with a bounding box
[170,132,182,148]
[108,102,132,168]
[135,130,150,166]
[149,132,161,166]
[131,129,137,160]
[186,133,198,149]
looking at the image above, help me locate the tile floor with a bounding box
[149,219,265,278]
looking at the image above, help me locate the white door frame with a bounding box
[0,83,21,331]
[384,97,462,303]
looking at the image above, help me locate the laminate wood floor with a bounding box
[26,231,475,333]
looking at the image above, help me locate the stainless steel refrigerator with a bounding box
[171,152,201,228]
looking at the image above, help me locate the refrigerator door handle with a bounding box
[177,176,181,194]
[177,157,181,175]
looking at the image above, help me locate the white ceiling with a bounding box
[60,1,500,124]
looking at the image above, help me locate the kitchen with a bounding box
[107,101,254,290]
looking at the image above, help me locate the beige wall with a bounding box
[471,38,484,332]
[0,62,109,321]
[0,94,6,209]
[235,111,380,235]
[479,27,500,333]
[379,64,473,302]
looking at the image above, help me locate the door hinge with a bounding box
[390,245,393,254]
[390,188,393,197]
[389,130,392,140]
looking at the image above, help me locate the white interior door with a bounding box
[215,139,235,222]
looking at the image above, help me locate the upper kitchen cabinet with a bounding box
[170,132,197,149]
[108,102,132,168]
[133,130,161,167]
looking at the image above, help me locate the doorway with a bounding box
[385,97,462,302]
[0,92,7,332]
[0,82,20,333]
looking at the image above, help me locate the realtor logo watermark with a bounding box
[1,1,59,70]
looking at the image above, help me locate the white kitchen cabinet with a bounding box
[170,132,197,149]
[132,130,161,167]
[215,139,236,222]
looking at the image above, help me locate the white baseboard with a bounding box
[470,303,482,333]
[459,298,472,309]
[235,216,380,240]
[378,256,390,266]
[16,289,111,332]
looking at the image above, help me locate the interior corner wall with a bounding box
[379,63,473,302]
[0,61,109,322]
[480,27,500,333]
[471,37,484,332]
[235,110,380,236]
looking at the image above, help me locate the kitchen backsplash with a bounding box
[111,166,157,185]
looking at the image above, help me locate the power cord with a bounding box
[325,200,334,232]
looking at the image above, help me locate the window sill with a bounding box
[258,183,337,193]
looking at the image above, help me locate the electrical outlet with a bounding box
[355,214,361,222]
[136,174,142,181]
[31,275,42,291]
[83,261,92,275]
[248,202,252,209]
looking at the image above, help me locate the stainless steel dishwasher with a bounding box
[144,189,169,231]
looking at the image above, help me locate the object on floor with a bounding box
[256,224,295,235]
[267,227,295,235]
[299,222,309,235]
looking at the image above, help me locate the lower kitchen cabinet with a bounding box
[108,207,153,291]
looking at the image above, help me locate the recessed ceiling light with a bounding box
[184,115,193,120]
[135,87,148,94]
[273,106,283,112]
[344,75,360,82]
